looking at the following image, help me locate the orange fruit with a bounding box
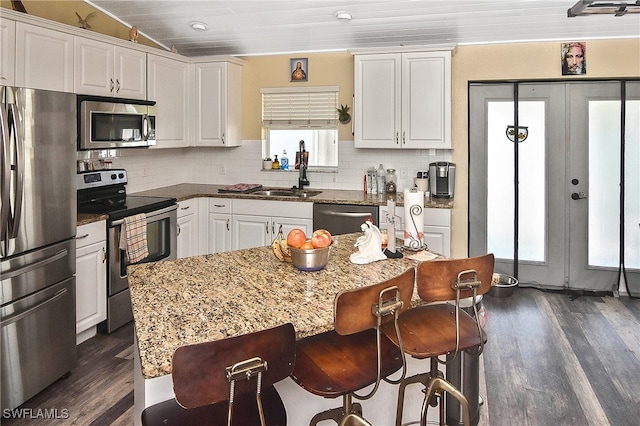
[300,241,314,250]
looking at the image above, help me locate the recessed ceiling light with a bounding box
[189,21,209,31]
[335,11,352,21]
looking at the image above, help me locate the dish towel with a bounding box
[119,213,149,263]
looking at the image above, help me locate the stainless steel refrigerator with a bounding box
[1,86,77,410]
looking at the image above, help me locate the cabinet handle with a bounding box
[177,223,181,236]
[221,132,225,145]
[395,132,399,145]
[116,79,121,93]
[272,222,275,235]
[402,131,406,145]
[226,219,230,231]
[110,78,114,93]
[76,233,89,240]
[213,204,226,208]
[180,206,190,210]
[265,221,269,234]
[102,247,106,263]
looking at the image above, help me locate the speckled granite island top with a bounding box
[128,233,425,379]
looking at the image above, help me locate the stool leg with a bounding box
[421,377,471,426]
[394,372,430,426]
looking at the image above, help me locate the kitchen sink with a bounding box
[251,189,322,198]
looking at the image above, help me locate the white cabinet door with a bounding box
[354,54,401,149]
[273,216,313,240]
[176,199,198,259]
[148,54,190,148]
[232,215,271,250]
[208,213,231,253]
[423,225,450,257]
[0,18,16,86]
[75,39,146,99]
[354,51,451,149]
[401,52,451,149]
[15,22,73,92]
[114,46,146,99]
[75,221,107,344]
[194,62,242,147]
[207,198,232,253]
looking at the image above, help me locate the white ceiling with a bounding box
[87,0,640,57]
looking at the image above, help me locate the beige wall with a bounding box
[239,52,355,143]
[0,0,160,48]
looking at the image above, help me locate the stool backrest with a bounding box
[171,322,296,409]
[416,254,495,303]
[334,267,415,335]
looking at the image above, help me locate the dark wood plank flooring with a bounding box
[3,288,639,425]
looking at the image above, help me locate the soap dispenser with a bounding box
[281,150,289,170]
[272,155,280,169]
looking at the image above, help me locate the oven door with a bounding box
[108,205,177,296]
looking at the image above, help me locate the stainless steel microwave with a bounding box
[78,96,156,150]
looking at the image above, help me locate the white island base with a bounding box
[133,341,487,425]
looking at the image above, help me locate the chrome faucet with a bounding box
[297,139,309,190]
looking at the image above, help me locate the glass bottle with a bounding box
[377,164,386,194]
[272,155,280,169]
[280,150,289,170]
[386,169,397,194]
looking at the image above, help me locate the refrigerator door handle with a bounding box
[1,101,10,243]
[7,101,24,239]
[0,288,68,328]
[2,248,68,280]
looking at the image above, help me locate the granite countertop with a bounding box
[127,233,432,379]
[77,213,108,226]
[132,183,454,209]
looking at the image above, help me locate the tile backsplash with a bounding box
[104,140,451,194]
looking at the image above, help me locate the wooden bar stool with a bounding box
[141,322,296,426]
[291,267,416,425]
[382,254,494,426]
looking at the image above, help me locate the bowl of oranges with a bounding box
[287,228,332,271]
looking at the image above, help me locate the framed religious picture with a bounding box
[561,42,587,75]
[290,58,308,82]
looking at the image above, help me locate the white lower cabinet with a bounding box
[232,199,313,250]
[207,198,232,254]
[176,199,198,259]
[379,205,451,256]
[75,220,107,344]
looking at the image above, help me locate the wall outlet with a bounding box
[400,168,408,180]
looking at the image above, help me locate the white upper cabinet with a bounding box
[74,37,146,99]
[15,22,74,92]
[354,51,451,149]
[147,54,191,148]
[0,18,16,86]
[194,61,243,147]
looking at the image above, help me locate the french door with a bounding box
[469,81,639,294]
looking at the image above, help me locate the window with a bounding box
[261,87,339,169]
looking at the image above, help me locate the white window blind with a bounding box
[261,86,339,127]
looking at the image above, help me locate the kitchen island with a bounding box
[128,232,435,425]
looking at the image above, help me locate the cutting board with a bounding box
[218,183,263,194]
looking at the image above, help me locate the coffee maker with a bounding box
[429,162,456,198]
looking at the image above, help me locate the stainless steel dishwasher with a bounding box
[313,204,379,235]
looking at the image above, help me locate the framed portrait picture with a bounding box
[561,42,587,75]
[290,58,308,82]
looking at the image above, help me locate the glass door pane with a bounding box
[588,101,621,267]
[625,94,640,269]
[487,101,546,262]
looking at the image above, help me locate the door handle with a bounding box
[571,192,587,200]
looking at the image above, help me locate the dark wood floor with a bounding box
[3,287,639,425]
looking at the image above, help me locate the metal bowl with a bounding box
[289,244,331,272]
[488,273,519,298]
